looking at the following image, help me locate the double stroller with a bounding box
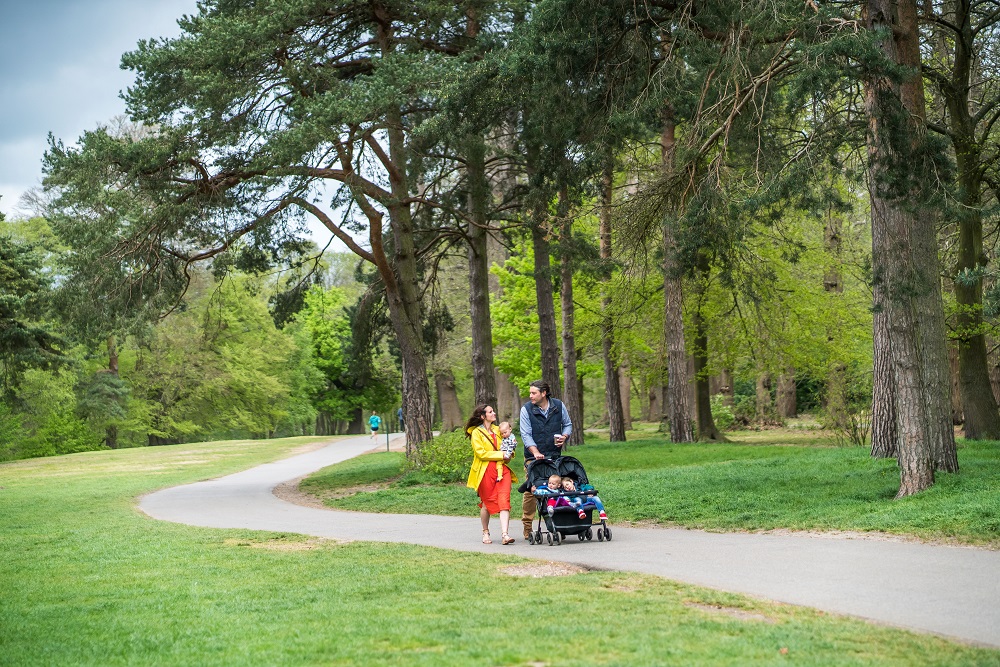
[519,455,611,546]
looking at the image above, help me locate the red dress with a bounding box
[477,430,512,515]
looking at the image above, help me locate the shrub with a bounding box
[710,394,736,430]
[414,429,471,483]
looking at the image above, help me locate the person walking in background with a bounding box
[519,380,572,539]
[397,406,404,432]
[368,412,381,441]
[465,404,517,545]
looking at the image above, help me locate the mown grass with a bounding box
[306,429,1000,546]
[3,436,999,665]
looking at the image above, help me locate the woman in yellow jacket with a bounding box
[466,404,517,544]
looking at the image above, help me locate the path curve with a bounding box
[139,435,1000,648]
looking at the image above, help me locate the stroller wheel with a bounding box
[546,533,553,546]
[535,529,542,544]
[586,528,593,541]
[528,532,535,545]
[578,533,585,541]
[597,529,604,542]
[604,527,612,541]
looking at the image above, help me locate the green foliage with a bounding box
[75,370,129,434]
[490,246,544,388]
[411,429,471,483]
[0,232,64,391]
[129,273,319,442]
[11,368,103,459]
[293,284,397,421]
[710,395,736,431]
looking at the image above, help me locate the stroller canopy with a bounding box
[524,455,591,490]
[556,456,589,486]
[524,458,560,490]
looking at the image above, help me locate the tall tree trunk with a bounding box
[106,335,119,450]
[531,217,562,398]
[949,343,963,425]
[435,370,463,432]
[824,204,851,433]
[486,160,523,425]
[647,384,660,421]
[466,136,497,408]
[599,159,626,442]
[756,373,773,422]
[660,105,693,442]
[870,285,898,458]
[384,106,433,455]
[864,0,938,494]
[897,0,957,473]
[953,169,1000,439]
[346,407,365,435]
[719,368,734,407]
[935,0,1000,442]
[776,367,796,419]
[558,187,584,445]
[693,250,724,441]
[619,364,633,430]
[987,337,1000,405]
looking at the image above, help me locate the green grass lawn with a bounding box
[2,436,999,666]
[304,429,1000,547]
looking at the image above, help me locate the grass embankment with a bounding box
[2,436,999,665]
[303,429,1000,547]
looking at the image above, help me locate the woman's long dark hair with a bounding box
[464,404,490,438]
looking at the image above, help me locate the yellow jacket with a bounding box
[466,424,518,490]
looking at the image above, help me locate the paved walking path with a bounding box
[139,435,1000,648]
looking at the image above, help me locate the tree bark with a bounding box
[776,367,796,419]
[988,337,1000,405]
[599,159,626,442]
[824,204,851,434]
[931,0,1000,442]
[558,187,584,445]
[485,184,523,426]
[465,137,497,408]
[435,370,463,432]
[756,373,773,422]
[719,368,734,407]
[660,105,694,442]
[648,384,660,421]
[864,0,938,493]
[895,0,957,473]
[619,364,633,430]
[949,343,963,425]
[106,335,119,450]
[531,219,562,398]
[693,250,724,441]
[384,103,433,455]
[870,284,898,458]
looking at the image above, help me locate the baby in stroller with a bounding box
[520,456,611,545]
[559,476,608,521]
[536,474,586,519]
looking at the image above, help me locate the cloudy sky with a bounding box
[0,0,198,216]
